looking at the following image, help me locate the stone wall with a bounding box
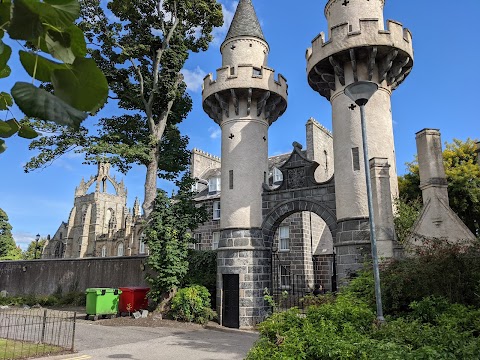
[0,256,148,296]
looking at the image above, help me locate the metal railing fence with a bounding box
[0,308,76,360]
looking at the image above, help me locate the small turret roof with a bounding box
[224,0,265,43]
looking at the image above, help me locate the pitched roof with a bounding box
[224,0,265,43]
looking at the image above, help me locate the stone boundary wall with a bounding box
[0,256,148,296]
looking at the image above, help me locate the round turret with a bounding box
[325,0,385,32]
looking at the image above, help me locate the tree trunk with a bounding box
[143,145,160,219]
[157,288,177,315]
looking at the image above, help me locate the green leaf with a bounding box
[18,125,39,139]
[0,119,20,138]
[45,31,75,64]
[0,139,6,154]
[0,65,11,79]
[9,0,44,40]
[11,82,87,128]
[0,1,11,25]
[52,57,108,112]
[19,50,70,82]
[65,25,87,57]
[0,92,13,110]
[0,41,12,71]
[42,0,80,27]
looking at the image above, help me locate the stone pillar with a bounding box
[369,158,395,258]
[216,229,270,328]
[415,129,449,204]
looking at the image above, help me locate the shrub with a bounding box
[170,285,216,325]
[247,295,480,360]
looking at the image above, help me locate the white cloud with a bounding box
[13,232,36,250]
[209,127,221,140]
[212,1,237,45]
[182,66,207,92]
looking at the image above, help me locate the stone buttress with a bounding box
[306,0,414,279]
[202,0,288,328]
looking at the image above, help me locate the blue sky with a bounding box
[0,0,478,250]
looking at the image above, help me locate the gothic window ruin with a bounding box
[117,242,124,256]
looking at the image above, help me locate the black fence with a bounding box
[0,308,76,360]
[271,253,309,312]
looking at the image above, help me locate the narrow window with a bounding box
[352,147,360,171]
[101,245,107,258]
[194,233,202,248]
[279,226,290,251]
[280,264,291,288]
[213,201,221,220]
[229,170,233,189]
[253,67,262,76]
[349,24,353,32]
[212,232,220,250]
[230,67,235,76]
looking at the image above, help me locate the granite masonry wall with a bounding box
[0,256,148,296]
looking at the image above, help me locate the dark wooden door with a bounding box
[223,274,240,328]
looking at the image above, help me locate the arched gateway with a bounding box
[261,143,337,306]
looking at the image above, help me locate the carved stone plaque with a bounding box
[287,168,306,189]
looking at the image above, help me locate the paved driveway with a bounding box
[37,319,258,360]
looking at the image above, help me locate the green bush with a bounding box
[170,285,216,325]
[344,239,480,314]
[247,295,480,359]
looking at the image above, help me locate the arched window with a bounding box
[54,242,65,258]
[101,246,107,258]
[117,242,124,256]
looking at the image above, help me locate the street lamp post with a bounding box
[344,81,385,323]
[34,233,40,259]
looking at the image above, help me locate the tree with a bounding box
[26,0,223,218]
[0,208,22,260]
[144,174,208,311]
[23,238,47,260]
[398,138,480,236]
[0,0,108,154]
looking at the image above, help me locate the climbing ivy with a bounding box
[0,0,108,154]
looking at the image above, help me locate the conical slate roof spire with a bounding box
[224,0,265,43]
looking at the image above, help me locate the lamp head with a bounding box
[35,234,40,241]
[344,81,378,106]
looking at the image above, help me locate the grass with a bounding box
[0,338,64,359]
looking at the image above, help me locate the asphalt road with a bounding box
[36,319,258,360]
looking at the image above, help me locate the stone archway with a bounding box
[262,198,337,249]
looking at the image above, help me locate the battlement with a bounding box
[202,64,288,101]
[306,18,413,67]
[306,117,333,138]
[192,148,221,162]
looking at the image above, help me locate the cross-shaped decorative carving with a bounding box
[231,45,236,50]
[342,0,349,6]
[229,133,234,139]
[263,136,266,142]
[349,104,357,111]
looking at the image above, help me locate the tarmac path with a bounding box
[36,318,258,360]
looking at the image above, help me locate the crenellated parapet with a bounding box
[202,64,288,125]
[307,18,414,99]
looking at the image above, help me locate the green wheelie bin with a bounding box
[85,288,122,321]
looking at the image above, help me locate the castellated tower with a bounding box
[306,0,414,278]
[202,0,288,328]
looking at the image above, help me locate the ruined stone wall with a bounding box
[0,257,148,296]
